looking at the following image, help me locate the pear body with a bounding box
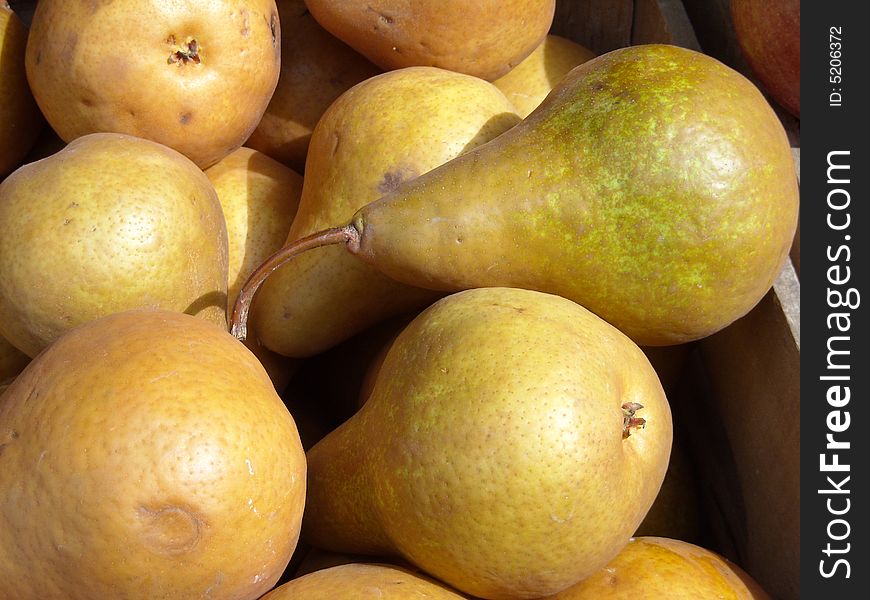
[493,34,596,118]
[0,132,229,357]
[205,146,303,391]
[541,537,771,599]
[303,0,555,81]
[350,45,799,345]
[304,287,672,599]
[0,309,306,600]
[25,0,281,168]
[252,66,520,357]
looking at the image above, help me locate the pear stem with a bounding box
[229,224,360,341]
[622,402,646,439]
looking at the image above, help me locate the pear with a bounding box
[233,44,799,346]
[245,0,381,172]
[493,34,596,118]
[540,537,772,599]
[204,147,303,392]
[303,287,672,599]
[0,309,306,600]
[261,563,468,599]
[0,132,228,357]
[732,0,800,118]
[251,66,520,357]
[303,0,555,81]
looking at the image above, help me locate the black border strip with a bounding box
[802,2,868,596]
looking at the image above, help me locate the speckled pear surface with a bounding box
[349,45,799,345]
[303,287,672,599]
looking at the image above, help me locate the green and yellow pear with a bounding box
[251,66,520,357]
[303,287,672,599]
[233,44,799,347]
[0,133,228,357]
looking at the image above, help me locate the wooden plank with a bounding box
[551,0,634,54]
[698,261,801,600]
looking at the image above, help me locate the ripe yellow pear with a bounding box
[0,132,228,357]
[205,147,303,309]
[261,563,468,599]
[25,0,281,168]
[289,313,414,427]
[251,66,520,358]
[304,0,555,81]
[0,309,306,600]
[0,3,43,177]
[303,287,672,599]
[246,0,381,172]
[205,146,303,392]
[493,35,596,118]
[540,537,772,599]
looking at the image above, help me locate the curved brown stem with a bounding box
[230,224,360,341]
[622,402,646,439]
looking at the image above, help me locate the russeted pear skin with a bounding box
[348,45,799,345]
[304,287,672,600]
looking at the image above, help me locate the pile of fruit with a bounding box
[1,1,798,599]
